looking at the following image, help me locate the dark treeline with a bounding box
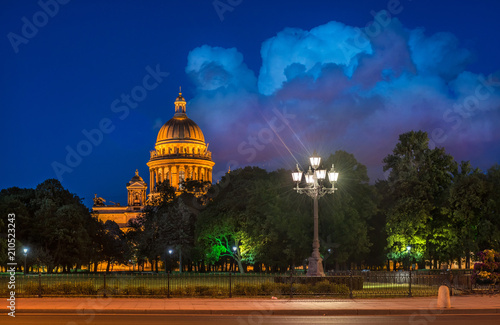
[1,131,499,273]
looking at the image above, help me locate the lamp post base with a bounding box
[306,256,325,276]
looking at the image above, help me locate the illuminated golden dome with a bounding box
[156,92,205,145]
[148,90,214,193]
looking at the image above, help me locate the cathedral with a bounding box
[93,91,214,227]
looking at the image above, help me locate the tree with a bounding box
[242,170,311,272]
[101,220,130,272]
[383,131,456,268]
[318,151,376,269]
[196,168,264,273]
[0,179,99,272]
[483,164,500,251]
[127,179,200,272]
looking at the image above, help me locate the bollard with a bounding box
[437,285,451,308]
[229,272,232,298]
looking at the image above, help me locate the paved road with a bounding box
[2,314,499,325]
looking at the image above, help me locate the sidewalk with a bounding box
[11,295,500,316]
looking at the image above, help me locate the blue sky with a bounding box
[1,0,500,207]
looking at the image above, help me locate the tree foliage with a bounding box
[2,133,498,272]
[0,179,99,272]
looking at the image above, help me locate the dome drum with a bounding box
[149,150,212,161]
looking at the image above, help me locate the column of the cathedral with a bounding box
[149,170,153,193]
[171,165,178,188]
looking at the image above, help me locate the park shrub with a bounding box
[169,285,226,297]
[275,275,363,291]
[73,282,98,295]
[233,283,260,296]
[311,280,349,294]
[195,285,225,297]
[124,285,150,295]
[53,283,73,294]
[21,282,40,295]
[97,285,121,296]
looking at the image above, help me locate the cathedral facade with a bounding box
[93,91,214,227]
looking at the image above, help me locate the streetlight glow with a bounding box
[305,168,315,184]
[23,247,28,275]
[315,169,326,180]
[232,246,237,252]
[328,164,339,182]
[309,151,321,169]
[292,164,303,182]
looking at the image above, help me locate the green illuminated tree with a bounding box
[196,167,267,273]
[383,131,456,268]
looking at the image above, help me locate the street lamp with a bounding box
[292,152,339,276]
[167,249,173,273]
[407,245,412,297]
[406,246,411,271]
[23,248,28,275]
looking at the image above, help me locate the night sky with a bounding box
[2,0,500,208]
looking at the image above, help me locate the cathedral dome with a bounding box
[156,116,205,143]
[155,92,205,144]
[127,170,146,186]
[148,90,214,192]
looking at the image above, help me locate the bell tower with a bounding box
[126,169,147,206]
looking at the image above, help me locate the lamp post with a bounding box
[406,246,411,271]
[292,152,339,276]
[168,249,173,273]
[23,248,28,275]
[407,245,412,297]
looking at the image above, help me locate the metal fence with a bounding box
[0,270,495,298]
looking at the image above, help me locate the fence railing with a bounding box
[0,271,494,298]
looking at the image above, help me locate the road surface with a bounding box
[2,314,499,325]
